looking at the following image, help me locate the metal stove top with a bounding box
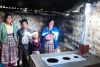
[42,54,86,66]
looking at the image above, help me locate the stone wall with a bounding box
[87,1,100,57]
[60,1,100,55]
[59,12,84,51]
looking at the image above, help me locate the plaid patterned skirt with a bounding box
[1,34,18,65]
[44,39,56,53]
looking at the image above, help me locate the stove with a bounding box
[41,54,86,66]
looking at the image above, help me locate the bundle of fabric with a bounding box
[45,33,54,40]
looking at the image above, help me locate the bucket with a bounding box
[79,45,89,56]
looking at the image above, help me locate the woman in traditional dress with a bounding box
[41,19,59,53]
[0,13,18,67]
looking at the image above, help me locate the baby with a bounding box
[30,32,40,54]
